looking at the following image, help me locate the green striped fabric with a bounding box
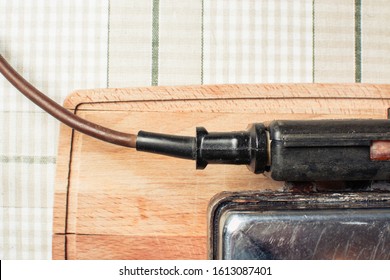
[1,0,390,259]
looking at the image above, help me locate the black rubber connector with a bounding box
[195,127,251,169]
[196,123,268,173]
[136,131,196,160]
[136,123,268,173]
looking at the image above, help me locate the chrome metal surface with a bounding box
[219,209,390,260]
[208,191,390,260]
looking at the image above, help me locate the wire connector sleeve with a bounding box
[136,131,196,160]
[196,128,251,168]
[136,124,268,173]
[196,123,268,173]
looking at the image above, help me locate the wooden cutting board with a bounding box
[52,83,390,259]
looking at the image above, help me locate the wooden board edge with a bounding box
[52,120,73,234]
[62,83,390,109]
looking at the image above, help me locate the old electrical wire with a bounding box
[0,55,136,148]
[3,54,390,182]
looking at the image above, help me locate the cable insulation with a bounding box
[0,55,136,148]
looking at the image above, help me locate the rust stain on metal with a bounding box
[371,140,390,161]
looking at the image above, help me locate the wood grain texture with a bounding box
[53,84,390,259]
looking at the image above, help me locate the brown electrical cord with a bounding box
[0,55,137,148]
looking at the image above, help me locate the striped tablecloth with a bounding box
[1,0,389,259]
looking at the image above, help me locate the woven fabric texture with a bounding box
[1,0,389,259]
